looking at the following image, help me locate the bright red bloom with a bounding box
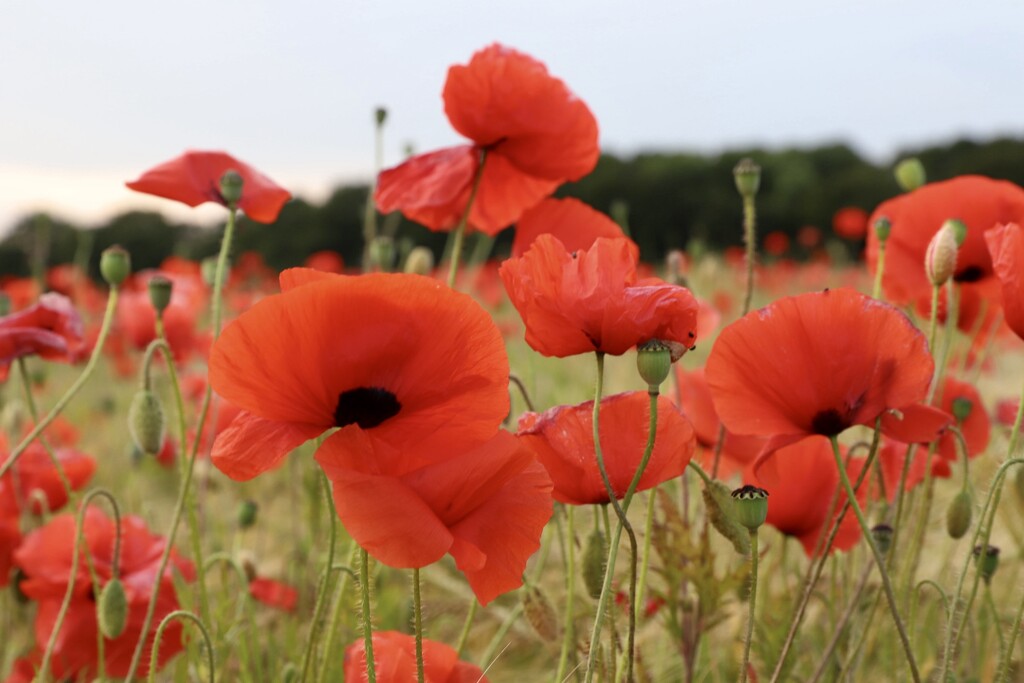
[833,206,869,240]
[13,508,194,680]
[376,44,599,236]
[0,293,85,381]
[934,377,990,461]
[763,231,790,256]
[126,150,291,223]
[985,222,1024,341]
[210,269,552,604]
[511,197,636,259]
[249,576,299,612]
[706,288,936,457]
[344,631,488,683]
[517,392,695,505]
[0,442,95,516]
[500,235,699,358]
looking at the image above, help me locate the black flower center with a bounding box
[334,387,401,429]
[811,408,849,437]
[954,265,985,283]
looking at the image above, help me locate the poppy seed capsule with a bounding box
[973,544,1000,584]
[582,528,607,600]
[100,245,131,287]
[522,585,560,641]
[219,169,244,206]
[237,500,259,529]
[730,485,769,531]
[733,158,761,199]
[871,524,894,555]
[403,246,435,276]
[129,389,165,456]
[147,275,173,316]
[374,106,388,126]
[703,480,750,555]
[873,216,892,243]
[951,396,974,423]
[637,340,672,388]
[946,490,973,539]
[947,218,968,247]
[925,222,959,287]
[894,157,926,192]
[97,578,128,639]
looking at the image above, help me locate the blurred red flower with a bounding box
[511,197,636,259]
[14,507,194,680]
[517,392,695,505]
[115,269,209,363]
[0,442,95,516]
[376,44,599,236]
[500,235,699,358]
[249,576,299,612]
[832,207,868,240]
[344,630,488,683]
[763,231,790,256]
[0,293,86,381]
[126,150,291,223]
[934,377,990,461]
[985,222,1024,341]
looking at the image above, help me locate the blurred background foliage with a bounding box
[4,136,1023,277]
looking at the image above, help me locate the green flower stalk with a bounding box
[731,485,767,683]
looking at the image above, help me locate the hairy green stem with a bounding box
[446,150,488,288]
[738,528,759,683]
[148,610,214,683]
[359,548,377,683]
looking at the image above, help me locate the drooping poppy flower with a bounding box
[984,222,1024,341]
[210,269,552,604]
[249,576,299,612]
[933,377,990,461]
[500,235,699,358]
[344,630,489,683]
[0,293,86,381]
[376,44,599,236]
[126,150,291,223]
[706,288,936,458]
[511,197,637,259]
[517,392,695,505]
[833,206,869,240]
[14,508,194,680]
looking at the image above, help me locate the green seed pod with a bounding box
[703,479,750,555]
[129,389,165,456]
[219,169,244,206]
[637,340,672,389]
[237,500,259,529]
[730,485,769,531]
[894,158,926,192]
[733,158,761,199]
[873,216,892,243]
[581,528,607,600]
[97,578,128,639]
[100,246,131,287]
[522,585,560,641]
[147,275,173,316]
[403,246,435,276]
[973,544,1000,585]
[871,524,894,555]
[374,106,388,127]
[946,490,973,539]
[946,218,968,247]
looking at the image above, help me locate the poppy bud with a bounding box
[946,218,968,247]
[403,246,435,276]
[973,544,1000,584]
[97,578,128,639]
[946,490,973,539]
[894,158,926,192]
[951,397,973,423]
[925,222,959,287]
[369,236,396,271]
[128,389,165,456]
[637,340,672,389]
[219,169,244,206]
[703,480,750,555]
[237,499,259,529]
[733,158,761,199]
[522,585,560,641]
[0,292,10,317]
[873,216,892,244]
[100,245,131,287]
[374,106,388,127]
[200,256,220,288]
[148,275,173,316]
[871,524,894,555]
[581,528,607,600]
[730,484,769,531]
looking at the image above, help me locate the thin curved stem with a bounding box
[738,528,759,683]
[556,505,576,682]
[454,600,479,659]
[299,472,339,683]
[148,610,214,683]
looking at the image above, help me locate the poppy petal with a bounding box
[879,404,952,445]
[512,197,633,258]
[211,411,322,482]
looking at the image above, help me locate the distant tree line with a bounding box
[3,136,1023,278]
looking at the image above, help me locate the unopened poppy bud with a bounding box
[946,490,973,539]
[703,480,750,555]
[873,216,892,243]
[522,585,560,641]
[582,528,607,600]
[128,389,165,456]
[403,246,435,276]
[894,158,926,192]
[730,485,769,531]
[973,544,1000,584]
[237,499,259,529]
[925,223,959,287]
[147,275,173,316]
[219,169,244,206]
[871,524,894,555]
[374,106,388,126]
[637,340,673,388]
[369,236,395,271]
[97,578,128,639]
[946,218,968,247]
[733,158,761,199]
[200,256,220,288]
[951,397,973,423]
[0,292,10,317]
[100,245,131,287]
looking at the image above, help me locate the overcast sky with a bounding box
[2,0,1022,234]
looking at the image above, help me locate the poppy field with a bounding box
[4,43,1024,683]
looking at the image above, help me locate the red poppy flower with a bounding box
[996,398,1020,428]
[833,207,868,240]
[303,250,345,273]
[763,231,790,256]
[797,225,823,249]
[511,197,637,259]
[115,270,208,363]
[985,222,1024,341]
[706,288,936,457]
[375,44,599,236]
[249,576,298,612]
[0,293,86,381]
[1,442,95,516]
[500,235,699,358]
[933,377,990,461]
[344,630,489,683]
[14,508,194,680]
[517,392,695,505]
[126,150,291,223]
